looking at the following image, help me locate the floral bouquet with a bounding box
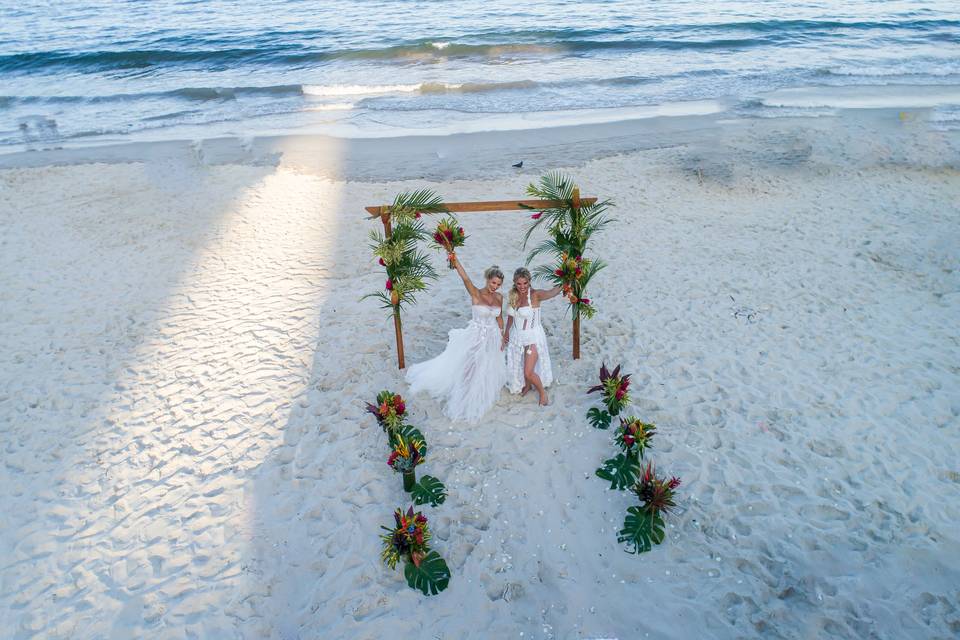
[381,506,451,595]
[586,362,631,429]
[617,463,681,554]
[596,416,655,490]
[549,252,597,319]
[615,417,656,457]
[431,216,467,268]
[388,435,424,491]
[366,390,406,434]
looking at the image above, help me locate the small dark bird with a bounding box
[512,160,523,168]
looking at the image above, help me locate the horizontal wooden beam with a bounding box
[364,198,597,217]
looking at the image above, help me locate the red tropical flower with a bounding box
[580,298,590,305]
[378,257,386,266]
[387,451,399,466]
[531,211,543,220]
[385,279,393,291]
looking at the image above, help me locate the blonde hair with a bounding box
[509,267,532,309]
[484,265,504,282]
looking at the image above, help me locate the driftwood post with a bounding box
[571,187,582,360]
[380,205,406,370]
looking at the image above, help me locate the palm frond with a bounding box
[390,189,447,224]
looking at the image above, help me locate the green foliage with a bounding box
[411,475,447,507]
[389,189,447,224]
[595,450,642,491]
[366,189,447,315]
[617,506,666,554]
[390,423,427,456]
[523,171,612,321]
[587,407,612,430]
[404,551,451,595]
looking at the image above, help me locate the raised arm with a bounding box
[533,286,564,303]
[451,254,480,301]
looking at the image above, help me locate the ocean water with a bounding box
[2,0,959,151]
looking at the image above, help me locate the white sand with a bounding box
[1,113,959,639]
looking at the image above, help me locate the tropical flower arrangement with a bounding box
[365,390,407,434]
[366,189,448,316]
[523,171,612,327]
[550,252,596,318]
[430,216,467,268]
[586,362,631,429]
[388,435,424,491]
[617,463,681,554]
[364,392,447,507]
[615,417,656,456]
[596,416,656,490]
[381,506,451,595]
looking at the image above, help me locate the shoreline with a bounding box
[2,104,959,181]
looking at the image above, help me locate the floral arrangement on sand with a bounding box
[617,463,681,554]
[596,417,656,490]
[365,390,407,434]
[586,362,631,429]
[430,216,467,268]
[381,506,451,595]
[388,435,424,491]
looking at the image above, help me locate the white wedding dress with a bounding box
[505,304,553,394]
[405,304,507,423]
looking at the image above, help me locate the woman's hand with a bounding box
[500,331,509,351]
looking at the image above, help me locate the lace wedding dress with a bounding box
[505,305,553,394]
[405,304,507,423]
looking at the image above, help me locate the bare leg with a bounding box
[523,344,548,406]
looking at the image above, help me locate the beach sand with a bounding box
[1,111,959,639]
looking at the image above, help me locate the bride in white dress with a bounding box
[405,259,507,423]
[502,267,562,405]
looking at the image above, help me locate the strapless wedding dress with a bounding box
[405,304,507,423]
[505,305,553,394]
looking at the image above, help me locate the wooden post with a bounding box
[571,188,581,360]
[380,205,405,370]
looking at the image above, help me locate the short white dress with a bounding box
[505,305,553,394]
[405,304,507,423]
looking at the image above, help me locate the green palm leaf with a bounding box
[617,506,666,554]
[410,475,447,507]
[404,551,451,595]
[586,407,612,429]
[595,450,642,490]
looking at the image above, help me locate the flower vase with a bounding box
[403,469,416,492]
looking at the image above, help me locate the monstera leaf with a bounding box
[595,451,641,491]
[411,475,447,506]
[391,424,427,456]
[587,407,612,430]
[404,551,451,595]
[617,505,666,554]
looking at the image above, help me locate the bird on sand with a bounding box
[512,160,523,168]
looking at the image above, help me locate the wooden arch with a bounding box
[365,191,597,369]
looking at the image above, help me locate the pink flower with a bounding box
[531,212,543,220]
[394,401,405,415]
[580,298,590,305]
[415,211,422,219]
[615,389,625,400]
[385,279,393,291]
[668,476,682,489]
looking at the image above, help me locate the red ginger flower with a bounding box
[580,298,590,305]
[385,279,393,291]
[531,211,543,220]
[378,257,386,266]
[387,451,399,466]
